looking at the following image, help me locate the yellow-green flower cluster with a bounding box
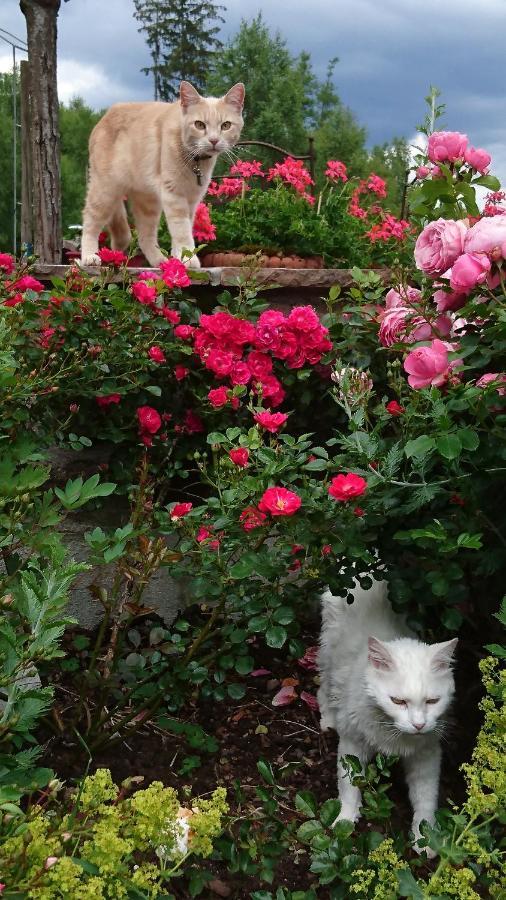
[350,839,407,899]
[0,769,228,897]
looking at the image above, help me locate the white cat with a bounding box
[317,578,457,855]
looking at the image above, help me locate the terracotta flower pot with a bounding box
[199,251,325,269]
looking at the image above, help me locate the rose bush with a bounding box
[0,98,505,895]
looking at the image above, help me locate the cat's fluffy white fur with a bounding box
[318,578,457,855]
[80,81,244,268]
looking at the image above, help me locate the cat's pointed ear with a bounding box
[223,82,245,112]
[431,638,458,671]
[368,636,395,671]
[180,82,202,109]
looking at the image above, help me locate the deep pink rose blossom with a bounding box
[328,473,367,502]
[449,253,491,293]
[414,218,467,276]
[464,146,491,173]
[258,486,301,517]
[427,131,468,164]
[403,339,453,389]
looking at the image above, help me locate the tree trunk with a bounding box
[19,0,62,263]
[20,60,33,250]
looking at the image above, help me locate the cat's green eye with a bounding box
[390,697,406,705]
[426,697,440,704]
[221,121,232,130]
[194,120,206,130]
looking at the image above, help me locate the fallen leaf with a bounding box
[255,724,268,734]
[297,646,319,671]
[281,676,300,687]
[250,668,272,677]
[209,878,231,897]
[272,684,298,706]
[300,690,319,711]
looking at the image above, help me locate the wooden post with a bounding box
[19,0,62,263]
[20,59,33,250]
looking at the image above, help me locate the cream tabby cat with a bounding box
[80,81,245,268]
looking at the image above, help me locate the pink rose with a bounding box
[427,131,468,164]
[403,338,452,389]
[287,305,321,332]
[174,365,189,380]
[449,253,491,293]
[132,281,156,306]
[11,275,45,293]
[230,361,251,385]
[96,393,121,408]
[97,247,127,266]
[328,473,367,502]
[208,386,229,408]
[254,411,288,432]
[159,257,191,288]
[205,348,234,377]
[476,373,506,395]
[246,351,273,379]
[414,218,467,276]
[433,288,467,313]
[415,165,431,179]
[258,486,302,517]
[148,345,166,363]
[229,448,249,467]
[174,324,195,341]
[239,505,267,531]
[170,502,193,520]
[137,405,162,434]
[384,287,422,309]
[0,253,15,274]
[464,216,506,256]
[464,146,491,173]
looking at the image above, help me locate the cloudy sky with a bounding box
[2,0,506,183]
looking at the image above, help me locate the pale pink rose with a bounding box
[449,253,491,293]
[476,372,506,395]
[464,216,506,256]
[464,146,491,173]
[379,306,411,346]
[427,131,468,164]
[384,286,422,309]
[404,338,452,389]
[433,288,467,313]
[414,218,467,276]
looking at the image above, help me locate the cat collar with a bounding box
[192,155,212,186]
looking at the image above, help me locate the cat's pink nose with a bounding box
[209,138,219,147]
[413,722,425,731]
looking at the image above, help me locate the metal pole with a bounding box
[12,45,17,256]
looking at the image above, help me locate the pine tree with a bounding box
[133,0,225,101]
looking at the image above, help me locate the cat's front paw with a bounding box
[335,804,360,825]
[80,253,101,267]
[185,254,201,270]
[319,711,335,732]
[412,825,437,859]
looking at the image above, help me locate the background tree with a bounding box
[0,72,20,251]
[133,0,225,101]
[206,14,317,154]
[20,0,63,263]
[60,98,101,233]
